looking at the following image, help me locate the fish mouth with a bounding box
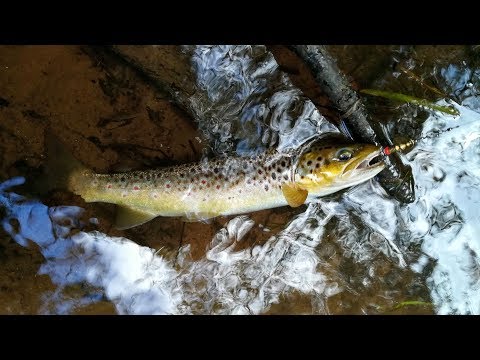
[343,149,385,177]
[354,149,384,170]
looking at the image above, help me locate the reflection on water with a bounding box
[1,47,480,314]
[0,178,178,314]
[405,100,480,314]
[185,45,338,155]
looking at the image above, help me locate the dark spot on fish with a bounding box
[317,156,322,161]
[310,169,313,174]
[325,160,330,165]
[281,161,286,167]
[316,163,320,168]
[258,170,263,175]
[264,184,269,191]
[121,176,126,182]
[253,176,257,181]
[301,176,304,179]
[307,160,312,166]
[272,172,276,180]
[180,173,184,178]
[214,168,219,174]
[283,175,288,180]
[277,167,282,173]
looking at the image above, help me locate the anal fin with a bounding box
[115,206,158,230]
[282,183,308,207]
[181,212,217,223]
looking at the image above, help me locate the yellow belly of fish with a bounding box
[81,183,288,220]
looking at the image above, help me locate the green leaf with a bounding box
[392,300,433,310]
[361,89,460,116]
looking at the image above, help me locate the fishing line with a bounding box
[381,119,479,156]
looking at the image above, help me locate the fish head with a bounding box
[294,137,385,196]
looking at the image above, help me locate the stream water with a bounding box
[1,45,479,314]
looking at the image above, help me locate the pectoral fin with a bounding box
[282,183,308,207]
[115,206,158,230]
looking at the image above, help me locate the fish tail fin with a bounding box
[32,131,92,196]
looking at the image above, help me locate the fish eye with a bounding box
[336,149,353,161]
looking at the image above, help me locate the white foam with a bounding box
[0,183,179,314]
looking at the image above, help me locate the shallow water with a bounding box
[0,45,479,314]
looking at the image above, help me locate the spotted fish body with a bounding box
[75,150,295,220]
[66,136,385,229]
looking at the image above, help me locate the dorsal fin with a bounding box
[115,206,158,230]
[281,183,308,207]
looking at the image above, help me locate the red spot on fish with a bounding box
[166,184,171,188]
[216,185,221,189]
[201,180,206,184]
[258,170,263,175]
[107,184,112,189]
[133,186,140,191]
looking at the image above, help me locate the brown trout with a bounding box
[45,135,385,229]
